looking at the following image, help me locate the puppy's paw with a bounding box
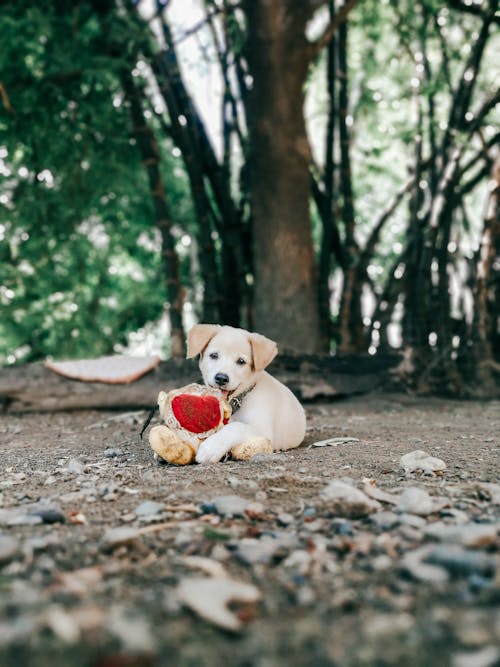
[195,440,228,464]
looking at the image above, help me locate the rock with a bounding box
[177,576,261,632]
[331,518,354,535]
[400,546,449,584]
[0,535,20,565]
[320,481,381,518]
[451,646,500,667]
[103,448,124,458]
[210,495,251,518]
[370,511,400,530]
[397,513,427,528]
[424,522,499,548]
[67,459,86,475]
[101,527,140,551]
[396,487,435,516]
[7,514,43,527]
[234,536,283,565]
[276,513,295,527]
[29,505,65,524]
[106,606,155,652]
[134,501,165,518]
[400,450,446,475]
[476,482,500,505]
[424,545,496,577]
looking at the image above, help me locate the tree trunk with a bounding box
[243,0,321,352]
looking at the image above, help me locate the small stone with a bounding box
[424,522,498,548]
[104,448,123,458]
[276,513,294,527]
[67,459,86,475]
[250,454,275,463]
[44,476,57,486]
[451,646,500,667]
[400,546,449,584]
[321,480,381,518]
[234,536,282,565]
[0,535,20,565]
[370,511,400,530]
[245,501,266,518]
[211,495,251,518]
[396,487,435,516]
[134,501,164,518]
[400,450,446,475]
[398,513,427,528]
[331,518,354,535]
[101,527,140,551]
[476,482,500,505]
[29,506,65,524]
[371,555,393,571]
[424,545,496,577]
[7,514,42,527]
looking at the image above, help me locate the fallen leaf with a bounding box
[311,437,360,448]
[363,479,400,505]
[177,576,261,632]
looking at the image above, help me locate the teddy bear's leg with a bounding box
[149,425,196,465]
[230,437,273,462]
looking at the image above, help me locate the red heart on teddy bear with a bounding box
[171,394,221,434]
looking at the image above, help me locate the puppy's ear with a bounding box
[186,324,221,358]
[248,332,278,371]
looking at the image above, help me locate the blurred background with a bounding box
[0,0,498,395]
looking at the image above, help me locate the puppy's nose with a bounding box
[214,372,229,387]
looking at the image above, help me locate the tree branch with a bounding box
[310,0,358,58]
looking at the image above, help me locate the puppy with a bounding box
[187,324,306,464]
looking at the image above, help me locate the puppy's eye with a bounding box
[209,352,219,360]
[236,357,246,366]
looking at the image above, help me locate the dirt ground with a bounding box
[0,392,499,667]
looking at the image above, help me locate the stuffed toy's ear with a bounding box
[248,332,278,371]
[157,390,169,419]
[186,324,221,358]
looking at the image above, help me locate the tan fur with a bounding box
[187,324,221,359]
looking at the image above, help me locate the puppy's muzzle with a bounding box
[214,372,230,387]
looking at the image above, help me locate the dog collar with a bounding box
[230,384,256,414]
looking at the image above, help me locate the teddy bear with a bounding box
[145,383,272,465]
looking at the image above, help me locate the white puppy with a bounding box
[187,324,306,464]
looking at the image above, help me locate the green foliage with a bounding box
[0,1,193,364]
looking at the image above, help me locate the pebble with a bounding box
[320,480,381,518]
[7,514,43,527]
[331,518,354,535]
[424,545,496,577]
[396,487,435,516]
[397,513,427,528]
[400,546,449,584]
[234,536,283,565]
[276,513,295,527]
[210,495,251,518]
[400,450,446,475]
[0,535,20,565]
[103,448,124,458]
[451,646,500,667]
[101,527,140,551]
[476,482,500,505]
[29,506,65,524]
[134,501,165,518]
[424,522,499,548]
[370,511,400,530]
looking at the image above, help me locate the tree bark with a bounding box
[243,0,321,352]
